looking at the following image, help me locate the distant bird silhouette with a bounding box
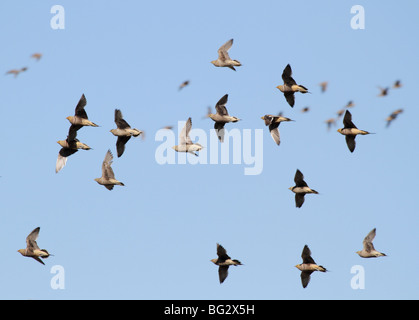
[276,64,309,107]
[337,110,373,153]
[211,243,242,284]
[211,39,241,71]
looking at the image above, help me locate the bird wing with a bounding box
[345,135,356,153]
[301,245,316,264]
[215,94,229,116]
[116,136,131,157]
[74,94,88,119]
[284,92,295,107]
[282,64,297,86]
[214,122,225,142]
[26,227,41,251]
[217,39,233,61]
[363,228,377,252]
[115,109,131,129]
[269,123,280,145]
[300,271,314,288]
[343,110,357,129]
[179,117,193,145]
[295,193,306,208]
[218,266,229,284]
[102,150,115,180]
[216,243,231,261]
[294,169,308,187]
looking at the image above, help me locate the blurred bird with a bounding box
[377,86,389,97]
[56,125,92,173]
[5,67,28,77]
[162,125,173,130]
[110,109,143,157]
[289,169,318,208]
[211,39,241,71]
[31,53,42,61]
[393,80,402,89]
[94,150,125,190]
[336,108,346,118]
[386,109,403,127]
[356,228,387,258]
[261,114,294,146]
[202,106,212,119]
[345,100,355,108]
[208,94,240,142]
[172,117,203,156]
[301,107,310,113]
[178,80,190,90]
[66,94,99,129]
[277,64,309,107]
[337,110,373,153]
[325,118,337,130]
[211,243,242,284]
[319,81,328,93]
[295,245,327,288]
[17,227,52,265]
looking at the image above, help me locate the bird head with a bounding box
[276,85,284,92]
[210,60,217,66]
[337,128,343,134]
[66,116,74,122]
[17,249,25,256]
[210,259,218,264]
[172,146,178,152]
[288,187,294,191]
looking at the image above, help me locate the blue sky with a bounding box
[0,1,418,300]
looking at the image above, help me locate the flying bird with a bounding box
[211,243,242,284]
[289,169,318,208]
[110,109,143,157]
[393,80,402,89]
[208,94,240,142]
[345,101,355,108]
[17,227,52,265]
[66,94,99,130]
[325,118,337,130]
[56,125,92,173]
[211,39,242,71]
[356,228,387,258]
[301,107,310,113]
[172,117,203,156]
[260,114,294,146]
[94,150,125,190]
[377,86,389,97]
[178,80,190,90]
[31,53,42,61]
[386,109,403,127]
[295,245,327,288]
[319,81,328,93]
[337,110,373,152]
[276,64,309,107]
[5,67,28,78]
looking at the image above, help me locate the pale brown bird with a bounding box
[319,81,328,93]
[56,125,92,173]
[295,245,327,288]
[94,150,125,190]
[377,87,389,97]
[325,118,337,130]
[337,110,373,153]
[17,227,52,265]
[386,109,403,127]
[172,117,203,156]
[5,67,28,78]
[356,228,387,258]
[301,107,310,113]
[289,169,319,208]
[178,80,190,90]
[66,94,99,129]
[31,53,42,61]
[393,80,402,89]
[208,94,240,142]
[211,243,242,284]
[261,114,294,146]
[110,109,143,157]
[276,64,309,107]
[211,39,242,71]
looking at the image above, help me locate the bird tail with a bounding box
[317,265,327,272]
[232,259,243,266]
